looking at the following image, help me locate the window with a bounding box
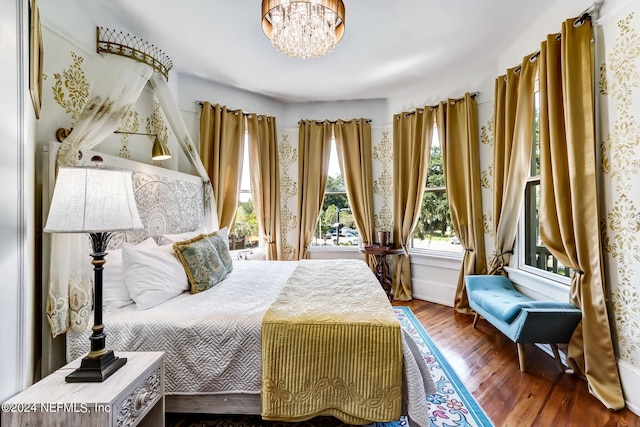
[412,129,463,254]
[311,138,358,247]
[521,91,572,278]
[230,132,259,251]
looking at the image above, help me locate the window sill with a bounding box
[409,249,462,270]
[309,245,361,251]
[504,266,571,302]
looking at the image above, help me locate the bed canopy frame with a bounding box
[42,26,217,376]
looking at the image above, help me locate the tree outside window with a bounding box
[311,141,358,246]
[229,133,259,250]
[412,132,462,253]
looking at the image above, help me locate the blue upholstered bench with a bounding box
[465,275,582,372]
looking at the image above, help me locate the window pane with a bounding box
[413,189,462,253]
[412,128,462,254]
[230,197,259,250]
[311,139,359,247]
[230,133,258,251]
[524,181,572,277]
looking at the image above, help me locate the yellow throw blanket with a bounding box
[261,259,403,424]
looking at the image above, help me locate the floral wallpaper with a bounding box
[52,51,90,125]
[478,104,496,266]
[600,7,640,364]
[146,102,170,167]
[278,132,299,260]
[373,130,394,232]
[117,109,140,160]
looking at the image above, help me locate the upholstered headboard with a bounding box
[76,151,205,248]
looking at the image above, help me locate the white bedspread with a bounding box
[67,259,434,426]
[68,260,298,395]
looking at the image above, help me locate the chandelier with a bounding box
[262,0,345,59]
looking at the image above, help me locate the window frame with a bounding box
[309,137,360,250]
[409,128,463,259]
[230,130,261,254]
[514,88,571,287]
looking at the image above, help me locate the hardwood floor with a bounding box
[395,299,640,427]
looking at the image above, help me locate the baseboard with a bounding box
[618,359,640,416]
[410,280,455,307]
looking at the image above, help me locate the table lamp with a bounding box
[44,165,143,382]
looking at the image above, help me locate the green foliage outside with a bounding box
[414,145,453,241]
[230,199,259,249]
[315,174,355,242]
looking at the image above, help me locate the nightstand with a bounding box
[360,244,404,300]
[2,351,164,427]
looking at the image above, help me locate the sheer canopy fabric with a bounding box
[391,108,434,300]
[48,54,154,337]
[439,94,487,313]
[200,103,245,230]
[247,114,282,260]
[149,74,219,232]
[296,121,332,260]
[490,59,537,274]
[334,119,376,268]
[538,18,624,410]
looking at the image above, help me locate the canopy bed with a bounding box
[43,27,435,426]
[45,150,435,425]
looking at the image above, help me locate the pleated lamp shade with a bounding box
[44,167,143,233]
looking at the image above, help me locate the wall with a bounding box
[598,0,640,413]
[0,0,36,402]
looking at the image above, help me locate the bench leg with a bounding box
[550,343,565,373]
[472,312,479,329]
[517,343,526,372]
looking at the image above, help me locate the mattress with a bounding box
[67,258,434,426]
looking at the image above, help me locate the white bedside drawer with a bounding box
[2,352,165,427]
[114,365,162,426]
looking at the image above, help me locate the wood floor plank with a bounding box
[395,299,640,427]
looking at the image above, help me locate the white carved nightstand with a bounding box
[2,352,164,427]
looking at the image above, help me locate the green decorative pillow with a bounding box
[206,232,233,275]
[173,234,229,294]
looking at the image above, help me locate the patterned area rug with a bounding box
[166,306,493,427]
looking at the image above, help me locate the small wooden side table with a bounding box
[361,244,404,300]
[2,351,165,427]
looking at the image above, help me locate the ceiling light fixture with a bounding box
[262,0,345,59]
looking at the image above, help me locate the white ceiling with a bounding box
[96,0,560,103]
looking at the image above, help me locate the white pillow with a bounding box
[122,243,190,310]
[212,227,230,249]
[103,237,156,311]
[157,230,203,246]
[158,227,229,249]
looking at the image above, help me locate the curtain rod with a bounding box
[507,4,602,77]
[197,101,260,117]
[297,118,372,125]
[395,92,479,117]
[582,1,603,19]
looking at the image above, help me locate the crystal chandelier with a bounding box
[262,0,345,59]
